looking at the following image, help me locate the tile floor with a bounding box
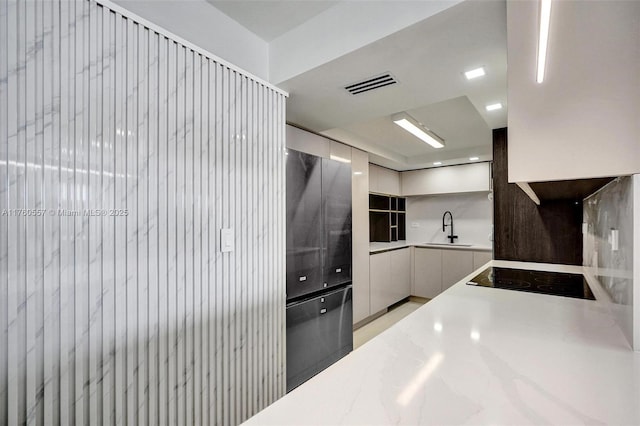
[353,299,427,349]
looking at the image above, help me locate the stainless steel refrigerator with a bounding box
[285,149,353,392]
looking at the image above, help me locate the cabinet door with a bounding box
[369,252,392,314]
[413,248,442,299]
[352,149,370,324]
[390,248,411,301]
[369,164,379,193]
[442,250,473,291]
[323,158,352,287]
[377,166,401,196]
[286,150,324,299]
[473,251,492,271]
[286,286,353,391]
[401,163,490,196]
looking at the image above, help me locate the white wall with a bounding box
[405,193,493,247]
[507,0,640,182]
[0,1,286,424]
[111,0,270,80]
[583,176,636,350]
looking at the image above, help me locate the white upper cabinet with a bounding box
[402,162,491,196]
[286,125,331,158]
[507,0,640,183]
[369,164,401,196]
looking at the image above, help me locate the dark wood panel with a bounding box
[370,211,390,242]
[529,178,614,201]
[493,128,582,265]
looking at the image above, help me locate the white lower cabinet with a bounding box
[442,250,474,291]
[412,248,492,298]
[369,248,410,314]
[413,248,442,299]
[390,248,411,298]
[367,247,492,319]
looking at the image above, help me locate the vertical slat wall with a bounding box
[0,0,287,425]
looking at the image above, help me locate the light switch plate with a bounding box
[220,228,234,252]
[411,222,419,228]
[610,229,619,251]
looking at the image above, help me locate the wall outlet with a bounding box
[411,222,420,228]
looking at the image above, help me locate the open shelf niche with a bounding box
[369,193,406,242]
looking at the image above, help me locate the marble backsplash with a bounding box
[583,176,635,349]
[405,192,493,247]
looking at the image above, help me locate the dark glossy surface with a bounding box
[322,158,352,287]
[286,286,353,392]
[467,267,595,300]
[286,150,324,299]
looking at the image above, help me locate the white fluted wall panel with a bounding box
[0,1,286,424]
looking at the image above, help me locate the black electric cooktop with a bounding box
[467,267,596,300]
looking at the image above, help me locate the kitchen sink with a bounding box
[421,242,472,247]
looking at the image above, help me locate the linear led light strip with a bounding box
[392,113,444,149]
[537,0,552,83]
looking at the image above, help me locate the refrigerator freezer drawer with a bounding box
[286,285,353,392]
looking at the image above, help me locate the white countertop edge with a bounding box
[369,241,493,253]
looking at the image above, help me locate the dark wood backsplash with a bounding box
[492,128,583,265]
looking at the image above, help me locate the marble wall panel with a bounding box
[583,176,635,350]
[0,1,286,424]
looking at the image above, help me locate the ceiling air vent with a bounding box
[344,73,397,95]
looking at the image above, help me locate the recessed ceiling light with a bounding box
[485,103,502,111]
[464,67,485,80]
[392,113,445,149]
[469,157,479,161]
[433,161,442,166]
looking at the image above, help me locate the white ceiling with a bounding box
[207,0,507,171]
[207,1,339,41]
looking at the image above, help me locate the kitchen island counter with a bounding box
[245,260,640,425]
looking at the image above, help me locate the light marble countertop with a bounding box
[370,241,493,253]
[244,260,640,425]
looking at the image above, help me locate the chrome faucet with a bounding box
[442,211,458,243]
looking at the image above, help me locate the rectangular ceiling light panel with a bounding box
[392,113,445,149]
[464,67,486,80]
